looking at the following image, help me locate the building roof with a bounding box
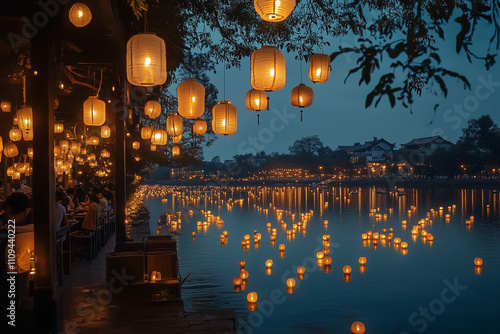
[401,135,453,147]
[336,137,395,153]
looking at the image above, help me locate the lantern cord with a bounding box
[267,97,270,111]
[300,60,303,84]
[223,60,226,101]
[300,110,303,122]
[257,114,260,125]
[96,69,103,98]
[22,75,26,105]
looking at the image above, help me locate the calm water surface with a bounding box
[144,185,500,334]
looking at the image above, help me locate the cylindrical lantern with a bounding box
[7,166,15,177]
[89,135,100,146]
[251,46,286,91]
[27,146,33,159]
[54,145,61,156]
[245,89,268,111]
[23,130,33,141]
[101,125,111,138]
[254,0,296,22]
[71,142,81,154]
[17,106,32,130]
[166,113,183,137]
[4,143,18,157]
[1,101,11,112]
[126,33,167,87]
[172,134,182,143]
[0,136,3,152]
[59,140,69,154]
[141,126,153,139]
[308,53,331,83]
[9,127,22,141]
[83,96,106,126]
[69,2,92,27]
[150,144,157,151]
[144,100,161,118]
[177,78,205,119]
[67,151,74,161]
[132,141,140,150]
[81,147,87,155]
[212,101,237,135]
[172,145,180,156]
[12,171,21,180]
[54,123,64,133]
[193,119,207,135]
[290,84,314,107]
[13,115,18,125]
[151,129,168,145]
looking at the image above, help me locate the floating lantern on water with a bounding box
[323,256,332,265]
[358,257,367,265]
[401,242,408,249]
[316,251,324,259]
[297,266,305,275]
[286,278,296,288]
[240,270,249,280]
[233,277,242,286]
[279,244,285,251]
[265,259,273,268]
[351,321,366,334]
[474,258,483,266]
[343,265,352,274]
[247,292,258,303]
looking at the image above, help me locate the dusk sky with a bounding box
[201,22,500,161]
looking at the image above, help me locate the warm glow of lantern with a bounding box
[1,101,11,112]
[239,260,246,267]
[401,242,408,249]
[4,143,19,158]
[247,292,258,303]
[290,83,314,108]
[126,33,167,86]
[172,145,180,156]
[89,135,99,146]
[27,146,33,158]
[308,53,331,83]
[59,140,69,154]
[251,46,286,91]
[17,106,32,130]
[172,134,182,143]
[144,101,162,118]
[254,0,296,22]
[245,89,268,111]
[9,127,22,141]
[316,251,324,259]
[101,125,111,138]
[286,278,296,288]
[343,265,352,274]
[69,3,92,27]
[297,266,305,275]
[54,123,64,133]
[177,78,205,119]
[240,270,249,280]
[358,257,367,265]
[150,144,157,151]
[141,126,153,140]
[151,129,168,145]
[212,101,237,135]
[166,113,183,137]
[83,96,106,126]
[474,258,483,266]
[265,259,273,268]
[193,119,207,135]
[351,321,366,334]
[132,141,140,150]
[278,244,285,251]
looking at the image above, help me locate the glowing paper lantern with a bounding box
[193,119,207,135]
[101,149,110,158]
[83,96,106,126]
[17,106,32,130]
[23,130,32,142]
[1,101,11,112]
[126,33,167,87]
[297,266,305,275]
[239,260,246,267]
[265,259,273,268]
[144,101,161,118]
[151,129,167,145]
[172,145,180,156]
[177,78,205,119]
[474,258,483,266]
[358,257,367,265]
[308,53,331,83]
[132,141,140,150]
[54,145,61,156]
[254,0,296,22]
[351,321,366,334]
[343,265,352,274]
[233,277,242,286]
[245,89,268,111]
[172,134,182,144]
[150,144,157,151]
[69,2,92,27]
[0,137,3,153]
[101,125,111,138]
[212,101,237,135]
[141,126,153,140]
[286,278,296,288]
[89,136,99,146]
[290,84,314,108]
[9,127,22,141]
[4,143,18,157]
[251,46,286,91]
[247,292,258,303]
[166,113,183,137]
[59,140,69,154]
[54,123,64,133]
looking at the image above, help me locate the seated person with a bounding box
[96,188,108,211]
[81,194,101,231]
[55,190,68,232]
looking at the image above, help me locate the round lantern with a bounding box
[23,130,33,141]
[245,89,268,111]
[54,123,64,133]
[308,53,331,83]
[193,119,207,135]
[4,143,19,157]
[83,96,106,126]
[144,100,161,118]
[177,78,205,119]
[150,144,157,151]
[89,135,99,146]
[54,145,61,156]
[141,126,153,140]
[100,149,110,158]
[101,125,111,138]
[1,101,11,112]
[172,145,180,156]
[166,113,183,137]
[212,101,237,135]
[290,84,314,108]
[254,0,296,22]
[351,321,366,334]
[69,2,92,27]
[126,33,167,87]
[151,129,168,145]
[132,141,140,150]
[251,46,286,91]
[247,292,258,303]
[9,127,22,141]
[81,147,87,155]
[171,134,182,143]
[17,106,32,131]
[59,140,69,154]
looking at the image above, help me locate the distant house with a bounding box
[400,135,453,155]
[336,137,395,165]
[247,156,267,167]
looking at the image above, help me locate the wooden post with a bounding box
[114,77,127,243]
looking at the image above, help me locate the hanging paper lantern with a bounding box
[23,130,33,141]
[54,123,64,133]
[144,101,161,118]
[141,126,153,140]
[166,113,183,137]
[177,78,205,119]
[69,2,92,28]
[151,129,168,145]
[0,136,3,152]
[9,127,22,141]
[7,166,15,177]
[100,149,110,158]
[1,101,11,112]
[67,151,75,161]
[150,144,157,151]
[12,171,21,180]
[54,145,61,157]
[291,84,314,108]
[101,125,111,138]
[27,146,33,159]
[254,0,296,22]
[59,140,69,154]
[245,89,268,111]
[83,96,106,126]
[89,135,100,146]
[4,143,19,157]
[308,53,331,83]
[193,119,207,135]
[132,141,140,150]
[172,145,180,156]
[71,142,81,154]
[13,115,18,125]
[126,33,167,87]
[17,106,32,131]
[81,147,87,155]
[171,134,182,143]
[212,101,237,135]
[251,46,286,91]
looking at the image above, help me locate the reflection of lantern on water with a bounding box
[359,265,367,274]
[324,265,332,274]
[343,265,352,274]
[266,268,273,275]
[316,259,324,267]
[233,277,242,286]
[297,274,305,280]
[233,286,241,292]
[297,266,305,275]
[287,287,295,294]
[286,278,296,288]
[402,249,408,256]
[279,250,285,258]
[343,274,352,283]
[358,257,367,265]
[474,258,483,266]
[265,259,273,267]
[247,302,257,312]
[351,321,366,334]
[247,292,258,303]
[474,265,482,275]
